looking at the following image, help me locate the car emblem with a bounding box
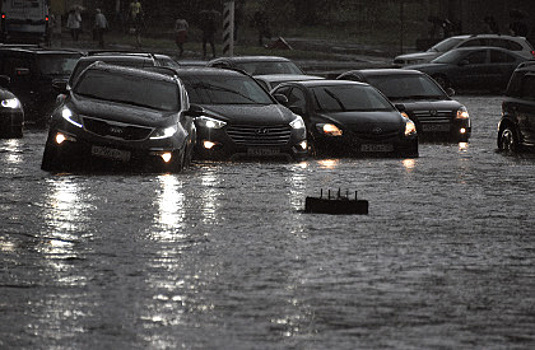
[372,127,383,135]
[255,127,269,135]
[109,126,124,135]
[430,109,438,116]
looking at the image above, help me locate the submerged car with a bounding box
[337,69,471,142]
[41,63,196,173]
[0,76,24,138]
[406,46,531,92]
[174,67,308,161]
[498,61,535,153]
[393,34,535,66]
[272,80,418,157]
[207,56,304,75]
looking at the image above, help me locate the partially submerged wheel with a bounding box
[499,126,518,153]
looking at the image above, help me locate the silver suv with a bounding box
[394,34,535,66]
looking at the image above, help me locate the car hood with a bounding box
[395,51,439,62]
[69,95,173,127]
[390,98,461,111]
[197,104,295,125]
[318,110,404,133]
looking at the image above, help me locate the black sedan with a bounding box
[337,69,471,142]
[174,67,308,161]
[406,46,531,92]
[0,77,24,138]
[272,80,419,158]
[207,56,304,76]
[41,63,196,173]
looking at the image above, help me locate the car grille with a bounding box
[351,129,400,141]
[82,116,154,141]
[226,124,292,146]
[412,110,452,124]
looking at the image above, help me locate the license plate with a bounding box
[91,145,131,162]
[422,124,450,132]
[247,147,280,156]
[360,144,394,152]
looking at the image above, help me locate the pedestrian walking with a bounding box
[253,10,271,47]
[174,18,188,57]
[67,8,82,41]
[94,9,108,48]
[200,10,217,59]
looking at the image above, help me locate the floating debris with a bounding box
[304,188,369,215]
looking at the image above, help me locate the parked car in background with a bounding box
[41,63,196,173]
[254,74,325,91]
[337,69,471,142]
[394,34,535,66]
[0,45,82,126]
[207,56,304,75]
[272,80,418,158]
[174,67,308,161]
[0,76,24,138]
[498,61,535,153]
[406,46,531,92]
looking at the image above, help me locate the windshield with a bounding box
[235,61,303,75]
[429,37,464,52]
[37,55,81,76]
[74,70,179,111]
[311,84,395,112]
[366,74,446,99]
[182,75,274,105]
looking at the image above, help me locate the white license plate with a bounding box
[91,145,131,162]
[247,147,280,156]
[422,124,450,132]
[360,144,394,152]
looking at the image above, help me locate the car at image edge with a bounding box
[0,75,24,138]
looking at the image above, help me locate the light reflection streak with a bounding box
[458,142,469,153]
[153,174,185,239]
[402,158,416,173]
[200,168,221,224]
[317,159,339,169]
[288,162,308,211]
[2,139,23,165]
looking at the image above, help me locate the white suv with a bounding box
[394,34,535,66]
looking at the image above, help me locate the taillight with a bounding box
[531,50,535,58]
[45,15,49,22]
[1,13,6,20]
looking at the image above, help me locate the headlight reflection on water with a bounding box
[317,159,340,169]
[153,174,186,240]
[2,139,23,166]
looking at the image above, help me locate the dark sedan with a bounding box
[174,67,308,161]
[41,63,196,173]
[0,77,24,138]
[337,69,471,142]
[207,56,304,76]
[406,46,531,92]
[272,80,418,158]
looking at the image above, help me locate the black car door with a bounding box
[489,49,523,90]
[454,49,489,89]
[515,74,535,147]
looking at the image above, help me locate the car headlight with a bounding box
[150,124,178,140]
[196,115,226,129]
[455,106,470,120]
[1,97,21,109]
[316,123,343,136]
[61,106,83,128]
[404,119,417,136]
[290,115,305,129]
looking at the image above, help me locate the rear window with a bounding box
[366,74,446,98]
[311,84,394,112]
[37,54,81,76]
[75,70,179,111]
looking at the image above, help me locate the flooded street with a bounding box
[1,95,535,349]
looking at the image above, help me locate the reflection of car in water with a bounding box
[498,62,535,153]
[207,56,304,76]
[337,69,471,142]
[41,63,196,173]
[174,67,308,161]
[272,80,419,158]
[0,76,24,138]
[406,46,531,93]
[0,45,82,126]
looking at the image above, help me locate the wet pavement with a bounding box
[1,95,535,349]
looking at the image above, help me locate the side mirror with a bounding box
[395,103,406,112]
[273,93,288,105]
[52,79,68,94]
[445,87,455,96]
[186,103,203,117]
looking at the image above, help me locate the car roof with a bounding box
[254,74,323,81]
[0,45,82,55]
[446,33,527,40]
[209,56,293,63]
[174,66,251,77]
[82,62,177,83]
[342,69,424,77]
[281,79,369,88]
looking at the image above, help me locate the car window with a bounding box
[520,75,535,100]
[429,37,465,52]
[459,39,485,47]
[37,55,80,76]
[490,50,516,63]
[464,50,487,64]
[75,70,180,111]
[182,75,274,105]
[286,87,306,111]
[366,74,445,98]
[311,85,394,112]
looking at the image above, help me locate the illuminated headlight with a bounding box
[297,140,307,150]
[316,123,343,136]
[1,98,20,109]
[196,116,226,129]
[150,125,178,140]
[61,107,83,128]
[404,119,417,136]
[455,106,470,120]
[290,115,305,129]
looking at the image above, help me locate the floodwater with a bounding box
[1,95,534,349]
